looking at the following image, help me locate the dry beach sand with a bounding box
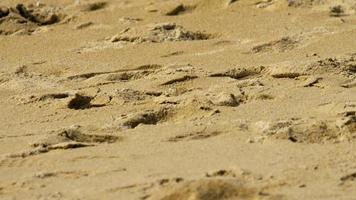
[0,0,356,199]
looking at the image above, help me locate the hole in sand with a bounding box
[67,94,92,110]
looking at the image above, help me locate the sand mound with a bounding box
[151,179,280,200]
[1,0,356,199]
[251,37,299,53]
[161,3,196,16]
[111,23,212,43]
[79,1,108,12]
[258,0,356,14]
[15,4,62,25]
[3,126,121,158]
[266,54,355,79]
[209,67,264,79]
[287,0,356,15]
[0,12,37,35]
[305,55,356,76]
[255,114,356,143]
[197,0,238,10]
[287,0,326,7]
[161,0,236,15]
[33,127,119,148]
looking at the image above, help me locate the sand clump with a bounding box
[121,107,171,129]
[0,6,9,18]
[209,67,264,80]
[209,92,240,107]
[0,3,64,35]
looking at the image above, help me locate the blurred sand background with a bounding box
[0,0,356,199]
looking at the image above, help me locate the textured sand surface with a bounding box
[0,0,356,199]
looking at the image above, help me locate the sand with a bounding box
[0,0,355,199]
